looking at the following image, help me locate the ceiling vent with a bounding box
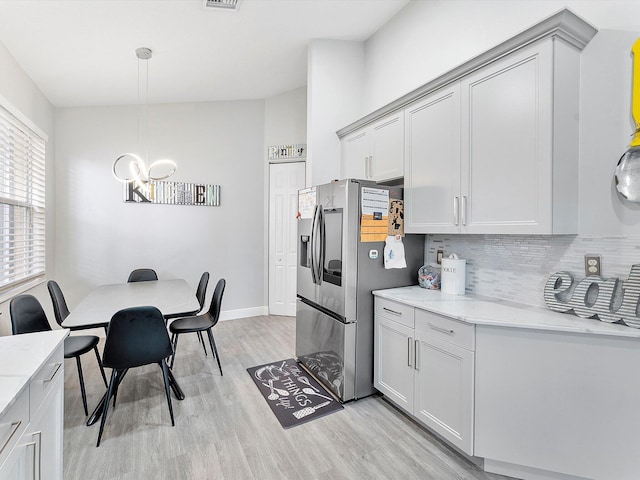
[204,0,241,10]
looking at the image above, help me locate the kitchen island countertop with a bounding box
[0,329,68,418]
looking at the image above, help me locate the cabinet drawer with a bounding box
[29,343,64,415]
[375,298,414,328]
[416,309,474,351]
[0,387,29,468]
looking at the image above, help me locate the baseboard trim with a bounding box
[484,459,588,480]
[219,306,269,321]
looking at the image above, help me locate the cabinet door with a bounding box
[341,129,369,180]
[0,441,34,480]
[460,41,553,233]
[374,315,415,414]
[414,333,474,455]
[369,112,404,182]
[28,373,63,480]
[404,85,461,233]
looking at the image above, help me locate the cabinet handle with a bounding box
[429,322,455,335]
[407,337,413,367]
[462,195,467,226]
[33,431,42,480]
[453,196,459,225]
[383,307,402,316]
[0,420,22,455]
[43,362,62,383]
[414,339,419,371]
[24,442,38,480]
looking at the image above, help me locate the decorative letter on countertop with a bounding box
[544,265,640,328]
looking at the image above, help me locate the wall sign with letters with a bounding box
[544,265,640,328]
[124,180,221,206]
[267,144,306,161]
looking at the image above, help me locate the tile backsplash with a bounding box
[425,235,640,308]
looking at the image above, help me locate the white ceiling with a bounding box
[0,0,409,108]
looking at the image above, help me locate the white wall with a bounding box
[307,40,365,186]
[54,100,266,321]
[363,1,640,113]
[0,40,55,336]
[263,87,308,304]
[265,87,307,149]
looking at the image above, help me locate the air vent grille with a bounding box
[204,0,240,10]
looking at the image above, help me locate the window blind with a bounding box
[0,104,46,295]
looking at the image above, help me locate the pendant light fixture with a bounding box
[113,47,177,186]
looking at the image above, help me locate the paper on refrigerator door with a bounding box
[361,187,389,216]
[384,235,407,269]
[298,187,316,219]
[361,187,389,242]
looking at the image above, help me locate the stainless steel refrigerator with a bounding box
[296,179,424,402]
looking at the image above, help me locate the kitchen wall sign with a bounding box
[124,180,221,206]
[267,143,306,161]
[544,265,640,328]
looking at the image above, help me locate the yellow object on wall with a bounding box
[632,38,640,147]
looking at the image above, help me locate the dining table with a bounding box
[62,279,200,426]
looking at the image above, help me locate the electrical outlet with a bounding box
[436,250,444,265]
[584,255,601,277]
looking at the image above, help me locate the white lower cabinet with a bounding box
[0,340,64,480]
[374,314,415,414]
[374,298,475,455]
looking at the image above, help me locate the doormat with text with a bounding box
[246,358,343,429]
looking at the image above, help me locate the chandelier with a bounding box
[113,47,177,186]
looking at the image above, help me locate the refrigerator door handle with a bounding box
[318,206,325,285]
[311,204,323,285]
[310,205,320,285]
[310,204,318,284]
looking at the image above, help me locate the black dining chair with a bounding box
[127,268,158,282]
[169,278,225,375]
[164,272,209,354]
[97,306,175,447]
[10,293,108,416]
[164,272,209,321]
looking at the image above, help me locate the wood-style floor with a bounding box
[62,315,514,480]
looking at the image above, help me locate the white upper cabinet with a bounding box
[405,84,461,233]
[340,111,404,182]
[341,128,369,180]
[459,39,565,234]
[407,38,581,234]
[340,9,596,235]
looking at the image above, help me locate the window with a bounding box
[0,104,46,297]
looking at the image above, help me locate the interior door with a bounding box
[269,161,306,316]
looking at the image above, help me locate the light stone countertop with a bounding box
[0,329,68,418]
[372,285,640,339]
